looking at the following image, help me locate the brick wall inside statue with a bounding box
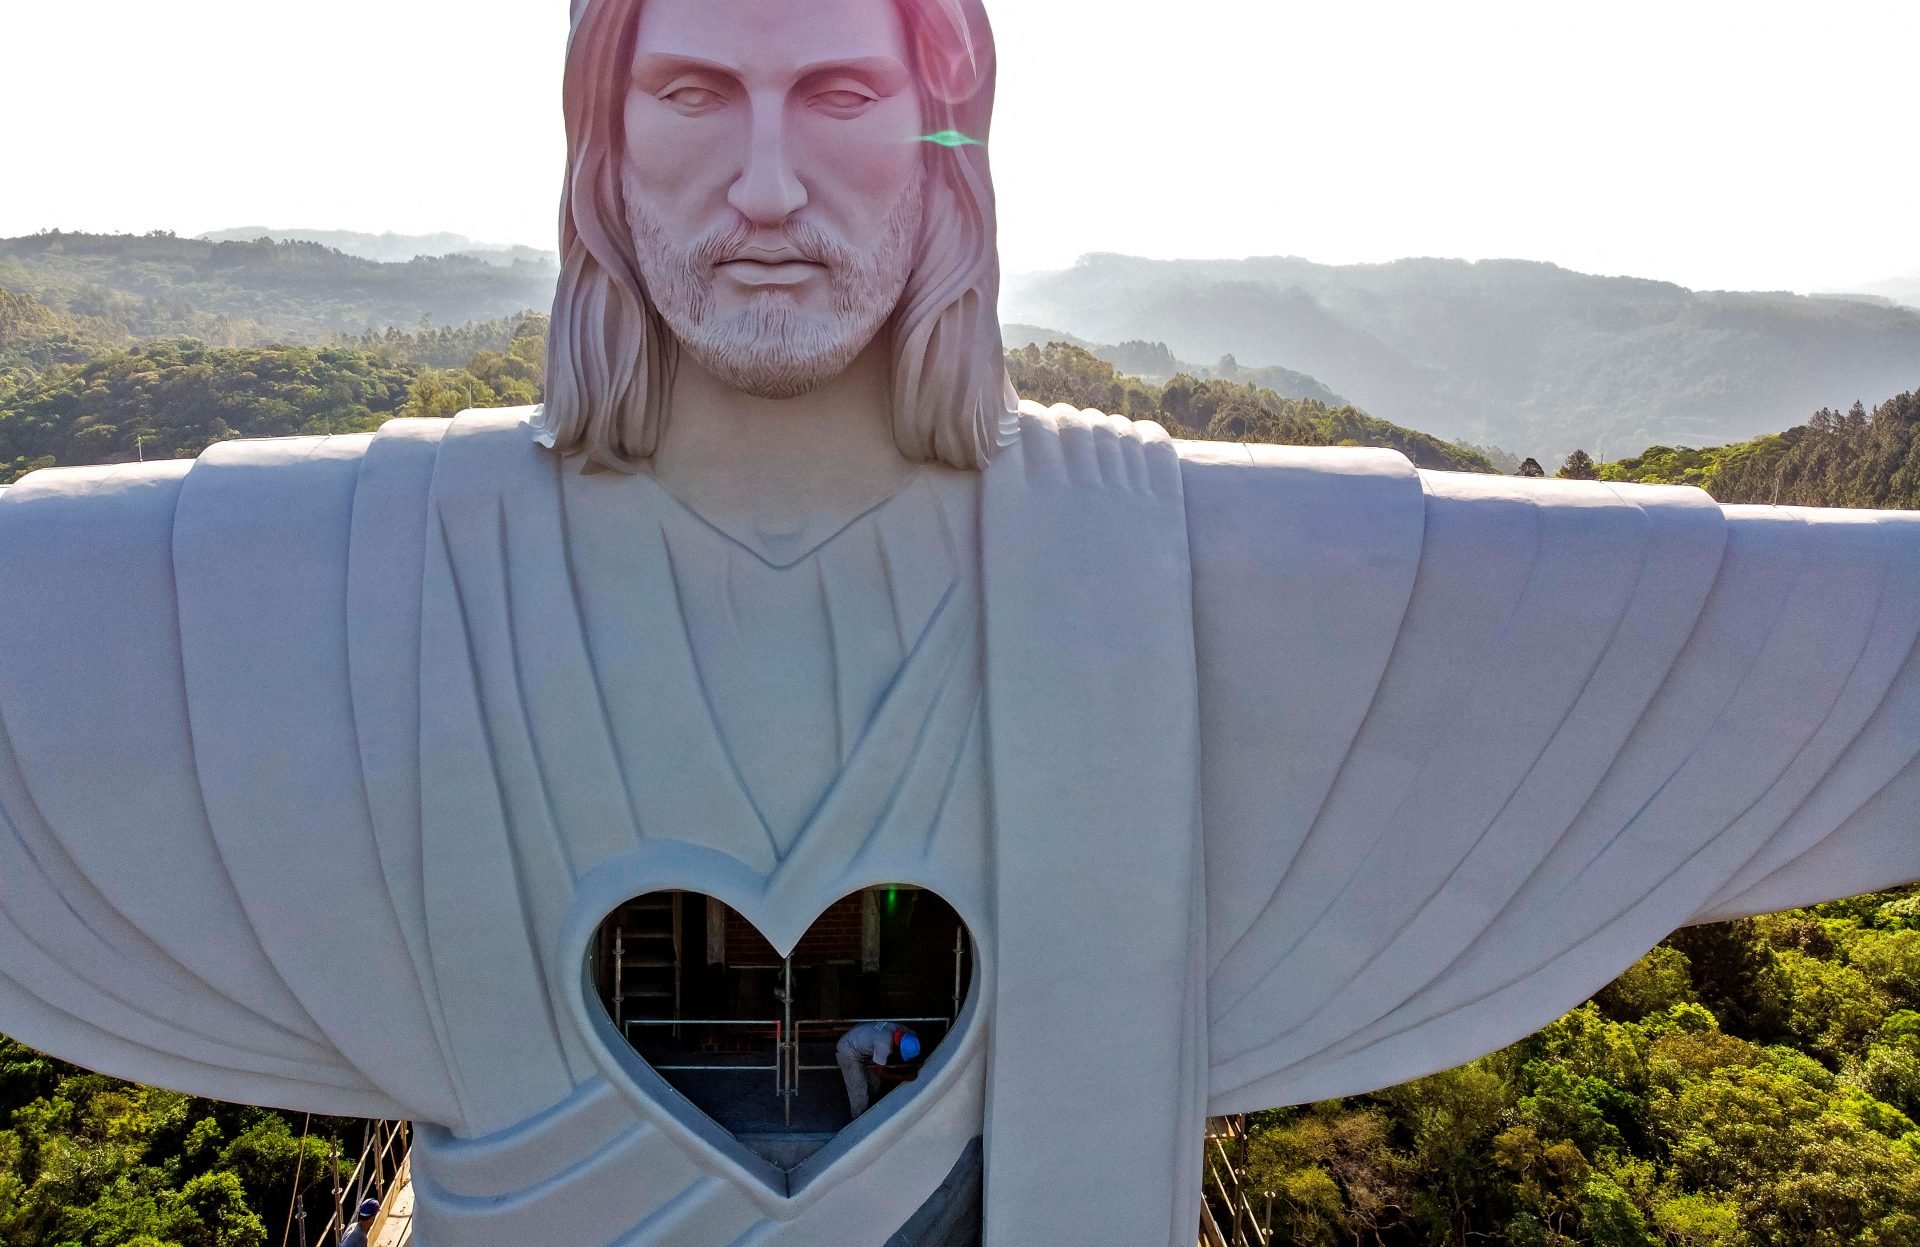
[724,893,865,966]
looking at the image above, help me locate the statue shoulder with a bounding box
[1009,399,1426,494]
[424,405,564,521]
[1176,437,1423,569]
[0,414,463,518]
[0,416,465,614]
[1012,397,1171,443]
[1001,399,1184,501]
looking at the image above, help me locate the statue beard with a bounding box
[625,169,925,400]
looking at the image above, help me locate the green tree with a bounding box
[1558,448,1598,479]
[1005,340,1498,471]
[1380,1062,1513,1243]
[1244,1105,1408,1245]
[1596,946,1698,1022]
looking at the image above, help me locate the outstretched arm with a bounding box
[1184,444,1920,1113]
[0,426,464,1126]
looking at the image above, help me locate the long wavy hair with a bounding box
[536,0,1015,471]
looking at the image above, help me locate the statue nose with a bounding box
[728,112,808,227]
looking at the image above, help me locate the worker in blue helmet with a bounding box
[835,1021,924,1117]
[338,1197,381,1247]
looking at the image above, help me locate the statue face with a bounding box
[622,0,927,400]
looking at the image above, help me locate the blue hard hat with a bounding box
[898,1031,922,1061]
[358,1198,381,1219]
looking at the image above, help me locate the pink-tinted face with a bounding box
[623,0,927,398]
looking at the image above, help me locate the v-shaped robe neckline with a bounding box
[560,466,980,870]
[634,462,922,570]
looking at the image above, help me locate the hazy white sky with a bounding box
[3,0,1915,293]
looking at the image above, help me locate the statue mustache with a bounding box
[694,220,856,274]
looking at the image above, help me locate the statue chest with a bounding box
[412,465,993,1244]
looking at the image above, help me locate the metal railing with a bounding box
[626,1009,959,1128]
[784,1015,954,1112]
[1199,1116,1273,1247]
[624,1017,785,1104]
[624,943,967,1127]
[784,1015,955,1128]
[614,926,973,1127]
[282,1118,410,1247]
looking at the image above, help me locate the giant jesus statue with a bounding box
[3,0,1920,1242]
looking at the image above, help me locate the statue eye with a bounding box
[811,89,877,117]
[662,86,723,113]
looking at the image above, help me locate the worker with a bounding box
[835,1021,922,1117]
[338,1197,380,1247]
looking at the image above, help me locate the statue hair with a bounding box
[537,0,1016,471]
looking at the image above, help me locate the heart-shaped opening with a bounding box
[588,885,973,1175]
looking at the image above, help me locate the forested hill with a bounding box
[0,230,558,344]
[12,231,1918,480]
[1002,321,1353,409]
[0,317,548,482]
[0,287,128,378]
[0,304,1498,482]
[198,227,555,268]
[1597,388,1920,508]
[1006,253,1920,462]
[1005,340,1494,472]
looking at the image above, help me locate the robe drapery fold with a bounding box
[2,406,1920,1245]
[982,406,1207,1246]
[1189,463,1920,1110]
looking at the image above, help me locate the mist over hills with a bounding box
[0,230,557,344]
[1852,274,1920,311]
[1006,255,1920,459]
[1001,322,1351,409]
[7,230,1919,470]
[199,227,557,268]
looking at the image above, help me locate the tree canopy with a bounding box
[1232,889,1920,1247]
[0,314,549,484]
[1599,390,1920,509]
[1006,340,1497,472]
[0,1036,363,1247]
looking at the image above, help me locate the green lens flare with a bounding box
[918,130,982,148]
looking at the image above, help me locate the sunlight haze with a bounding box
[2,0,1916,293]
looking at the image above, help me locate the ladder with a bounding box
[1199,1115,1272,1247]
[369,1153,413,1247]
[613,892,683,1035]
[290,1121,411,1247]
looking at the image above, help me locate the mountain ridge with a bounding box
[1001,321,1351,409]
[198,226,557,267]
[1006,253,1920,459]
[0,230,557,344]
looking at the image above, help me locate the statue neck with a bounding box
[649,335,915,560]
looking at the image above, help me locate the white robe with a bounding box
[2,404,1919,1245]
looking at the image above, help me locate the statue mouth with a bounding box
[717,258,828,285]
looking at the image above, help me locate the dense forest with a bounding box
[0,1039,367,1247]
[0,311,548,483]
[1232,891,1920,1247]
[1593,390,1920,509]
[6,245,1920,1244]
[1003,341,1495,472]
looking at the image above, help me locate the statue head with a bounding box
[538,0,1013,472]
